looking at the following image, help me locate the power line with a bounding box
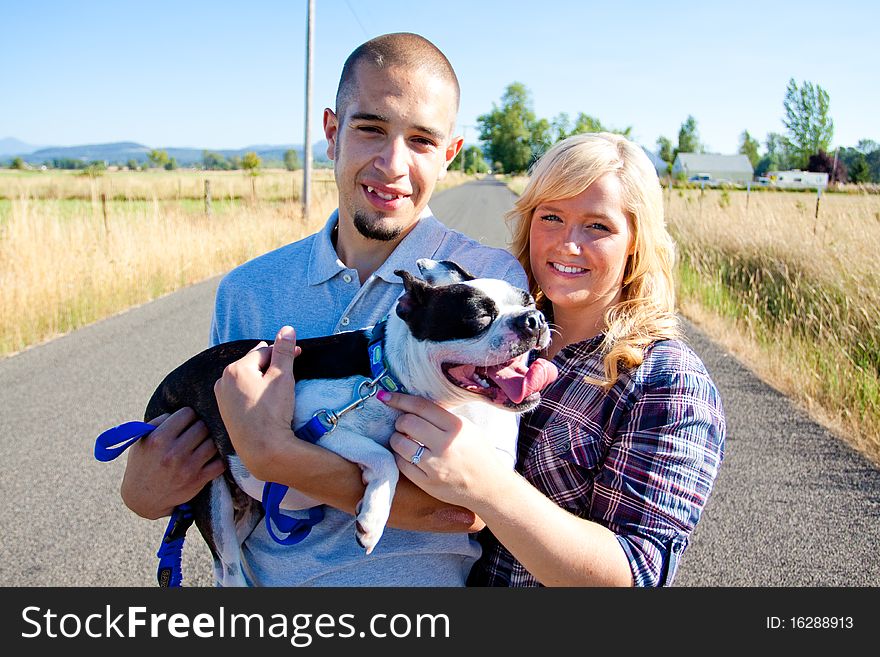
[344,0,370,38]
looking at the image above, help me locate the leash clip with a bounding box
[310,408,339,435]
[305,370,386,437]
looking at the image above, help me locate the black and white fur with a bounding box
[145,259,552,586]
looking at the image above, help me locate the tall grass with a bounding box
[668,187,880,465]
[0,168,477,358]
[0,170,337,357]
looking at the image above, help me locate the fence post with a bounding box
[101,192,110,236]
[699,182,705,220]
[204,179,212,216]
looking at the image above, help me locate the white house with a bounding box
[764,170,828,189]
[671,153,754,185]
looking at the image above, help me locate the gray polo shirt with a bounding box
[210,208,528,586]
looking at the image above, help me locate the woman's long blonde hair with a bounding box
[507,132,681,388]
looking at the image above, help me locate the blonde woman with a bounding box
[382,132,726,586]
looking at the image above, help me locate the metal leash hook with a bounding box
[308,369,387,435]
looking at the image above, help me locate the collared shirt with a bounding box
[469,334,726,587]
[209,208,529,586]
[212,208,527,342]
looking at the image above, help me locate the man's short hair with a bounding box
[335,32,460,124]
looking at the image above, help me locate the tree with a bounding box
[555,112,632,141]
[283,149,301,171]
[202,150,229,170]
[147,149,169,168]
[656,136,675,168]
[531,116,553,160]
[242,152,261,174]
[164,157,178,171]
[868,150,880,183]
[856,139,879,155]
[551,112,572,142]
[677,115,701,154]
[848,154,871,183]
[738,130,761,168]
[806,150,846,183]
[477,82,543,174]
[754,156,777,178]
[126,158,140,171]
[462,145,489,174]
[10,156,26,170]
[754,133,789,177]
[782,78,833,168]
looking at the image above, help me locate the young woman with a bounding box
[381,132,726,586]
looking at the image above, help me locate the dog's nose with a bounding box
[514,310,546,339]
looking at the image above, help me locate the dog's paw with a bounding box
[354,500,386,555]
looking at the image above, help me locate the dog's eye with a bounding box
[474,312,493,329]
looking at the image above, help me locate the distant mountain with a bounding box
[27,142,152,163]
[8,140,330,166]
[0,137,42,156]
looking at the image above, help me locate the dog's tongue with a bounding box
[487,354,558,404]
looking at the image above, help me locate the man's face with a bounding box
[324,63,463,242]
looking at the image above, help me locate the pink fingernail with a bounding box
[377,390,390,402]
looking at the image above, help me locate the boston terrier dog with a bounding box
[144,259,558,586]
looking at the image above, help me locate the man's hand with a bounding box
[214,326,301,480]
[120,407,226,520]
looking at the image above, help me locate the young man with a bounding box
[121,33,526,586]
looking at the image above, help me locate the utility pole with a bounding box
[302,0,315,221]
[831,146,839,184]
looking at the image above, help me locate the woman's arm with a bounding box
[381,392,633,586]
[382,347,726,587]
[213,326,484,533]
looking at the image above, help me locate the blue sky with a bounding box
[2,0,877,154]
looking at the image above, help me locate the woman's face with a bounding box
[529,173,634,332]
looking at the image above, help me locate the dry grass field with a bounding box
[668,186,880,465]
[0,168,473,358]
[503,174,880,464]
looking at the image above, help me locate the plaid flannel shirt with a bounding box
[469,335,726,587]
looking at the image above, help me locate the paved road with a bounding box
[2,177,878,586]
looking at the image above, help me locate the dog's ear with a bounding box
[394,269,433,322]
[416,259,475,286]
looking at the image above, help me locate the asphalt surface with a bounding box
[2,176,878,586]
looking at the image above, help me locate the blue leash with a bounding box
[260,317,407,544]
[95,421,193,587]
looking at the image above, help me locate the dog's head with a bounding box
[387,259,557,412]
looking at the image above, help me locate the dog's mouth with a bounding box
[442,351,558,409]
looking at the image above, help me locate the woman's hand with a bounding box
[213,326,301,480]
[380,391,510,511]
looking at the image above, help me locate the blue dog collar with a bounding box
[366,317,406,394]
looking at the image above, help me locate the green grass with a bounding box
[675,246,880,459]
